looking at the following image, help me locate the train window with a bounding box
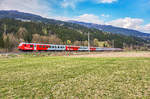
[39,45,42,48]
[30,45,33,47]
[46,46,49,48]
[43,46,45,48]
[24,44,26,46]
[58,46,59,48]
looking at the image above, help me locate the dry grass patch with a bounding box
[71,51,150,58]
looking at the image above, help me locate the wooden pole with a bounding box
[88,32,90,53]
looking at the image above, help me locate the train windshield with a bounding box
[19,43,23,46]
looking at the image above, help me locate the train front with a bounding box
[18,43,35,51]
[18,43,24,51]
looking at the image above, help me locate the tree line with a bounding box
[0,18,146,51]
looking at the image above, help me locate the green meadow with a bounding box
[0,55,150,98]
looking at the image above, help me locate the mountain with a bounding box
[1,10,150,39]
[69,21,150,39]
[0,10,94,30]
[0,10,66,25]
[0,10,148,49]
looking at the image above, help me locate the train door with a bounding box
[48,45,55,51]
[34,44,37,51]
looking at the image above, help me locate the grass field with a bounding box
[0,53,150,98]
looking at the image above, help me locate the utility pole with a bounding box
[112,40,114,48]
[88,32,90,53]
[123,42,126,49]
[4,24,6,34]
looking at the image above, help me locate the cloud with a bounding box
[55,14,104,24]
[106,17,150,33]
[74,14,104,24]
[101,14,110,18]
[97,0,117,3]
[139,24,150,33]
[106,17,143,29]
[57,15,150,33]
[61,0,117,9]
[0,0,51,17]
[61,0,84,9]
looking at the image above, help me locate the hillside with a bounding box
[69,21,150,39]
[0,10,65,25]
[1,10,150,38]
[0,10,148,51]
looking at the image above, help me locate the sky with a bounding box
[0,0,150,33]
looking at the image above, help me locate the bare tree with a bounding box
[73,41,82,46]
[3,33,19,50]
[83,40,88,46]
[93,38,99,47]
[32,34,62,44]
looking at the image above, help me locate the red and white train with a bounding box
[18,42,122,51]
